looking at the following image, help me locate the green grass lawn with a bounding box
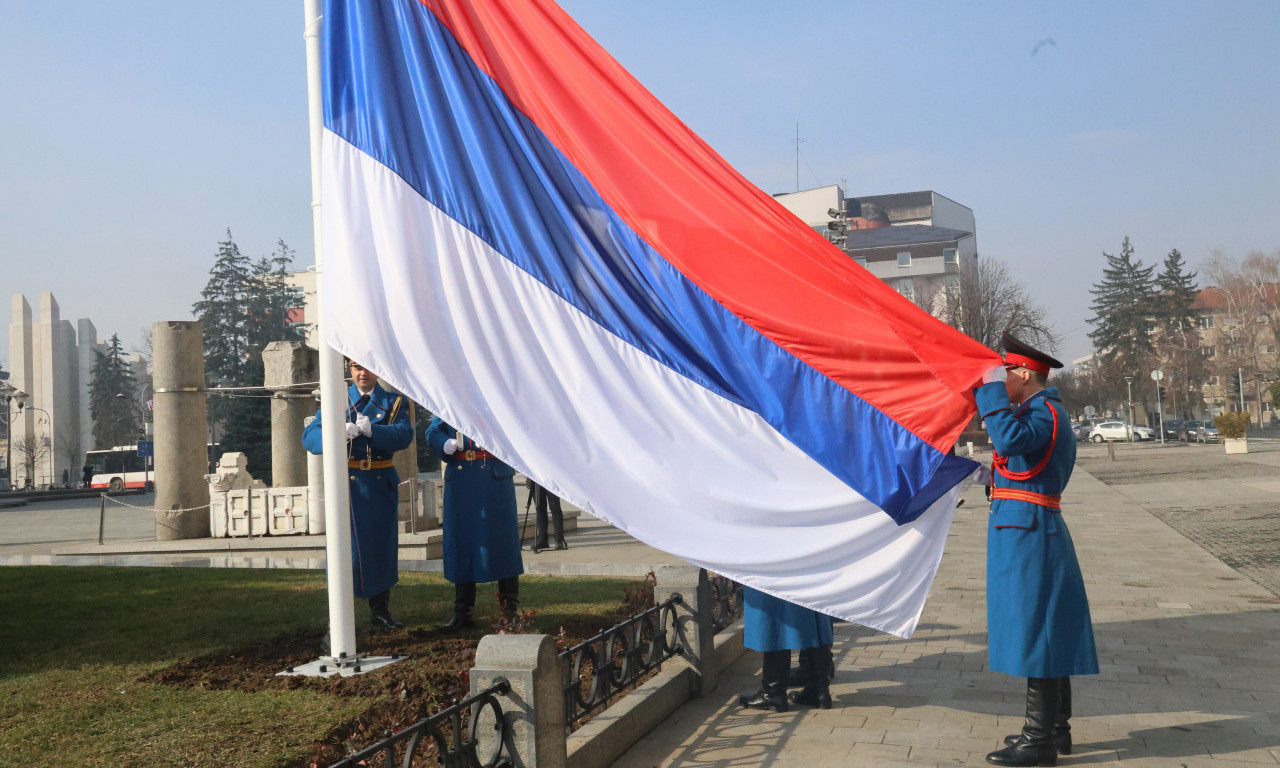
[0,567,633,768]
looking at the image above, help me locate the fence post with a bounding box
[469,633,566,768]
[98,494,106,545]
[654,565,716,697]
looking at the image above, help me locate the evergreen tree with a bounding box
[88,334,140,449]
[192,231,305,483]
[1088,236,1155,377]
[1154,248,1198,335]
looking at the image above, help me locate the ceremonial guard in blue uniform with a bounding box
[424,418,524,631]
[302,360,413,630]
[975,333,1098,767]
[739,587,835,712]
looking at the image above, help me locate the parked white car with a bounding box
[1089,421,1152,442]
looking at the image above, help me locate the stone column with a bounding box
[469,633,566,768]
[654,565,717,697]
[152,321,210,540]
[262,341,319,488]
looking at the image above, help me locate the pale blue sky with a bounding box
[2,1,1277,369]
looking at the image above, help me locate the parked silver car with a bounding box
[1089,421,1154,442]
[1194,422,1220,443]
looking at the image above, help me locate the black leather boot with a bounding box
[439,582,476,631]
[789,644,833,708]
[787,648,811,688]
[987,677,1060,766]
[1003,676,1071,755]
[497,576,520,619]
[368,590,404,630]
[740,650,791,712]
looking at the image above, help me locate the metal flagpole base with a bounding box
[277,652,405,678]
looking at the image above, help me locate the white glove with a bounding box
[345,422,360,440]
[442,438,458,455]
[981,364,1007,385]
[355,413,372,437]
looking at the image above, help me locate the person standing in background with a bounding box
[425,418,524,631]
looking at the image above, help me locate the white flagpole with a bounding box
[303,0,358,663]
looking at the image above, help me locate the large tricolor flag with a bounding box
[319,0,1000,637]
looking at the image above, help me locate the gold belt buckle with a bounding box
[464,449,476,461]
[358,458,372,470]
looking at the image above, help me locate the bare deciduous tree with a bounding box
[13,430,52,488]
[56,430,83,486]
[1205,249,1280,417]
[926,254,1058,352]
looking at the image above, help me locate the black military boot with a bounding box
[1003,676,1071,755]
[497,576,520,619]
[987,677,1060,766]
[439,582,476,632]
[787,647,811,688]
[789,644,833,709]
[739,650,791,712]
[368,590,404,630]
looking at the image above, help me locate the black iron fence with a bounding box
[559,593,684,727]
[330,677,512,768]
[708,573,743,633]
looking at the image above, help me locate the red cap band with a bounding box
[1003,353,1051,376]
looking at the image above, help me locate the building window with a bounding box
[896,278,915,302]
[897,252,911,268]
[943,248,958,265]
[1202,346,1216,357]
[853,256,867,268]
[1197,316,1214,329]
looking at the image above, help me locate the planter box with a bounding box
[1224,437,1249,455]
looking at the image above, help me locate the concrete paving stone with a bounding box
[770,737,854,761]
[1208,747,1280,764]
[902,746,972,765]
[848,741,912,761]
[800,708,867,729]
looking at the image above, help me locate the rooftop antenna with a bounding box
[790,124,806,192]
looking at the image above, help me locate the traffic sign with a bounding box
[1151,369,1165,381]
[137,441,154,458]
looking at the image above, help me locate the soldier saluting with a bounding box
[975,333,1098,768]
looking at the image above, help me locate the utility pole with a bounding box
[790,124,805,193]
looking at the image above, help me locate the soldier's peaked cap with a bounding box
[1000,332,1063,375]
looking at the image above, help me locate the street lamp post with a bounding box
[1124,376,1135,442]
[22,404,54,489]
[0,383,19,490]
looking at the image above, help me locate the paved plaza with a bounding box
[2,440,1280,766]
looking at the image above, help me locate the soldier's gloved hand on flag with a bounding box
[442,438,458,455]
[345,421,361,441]
[975,463,993,484]
[355,413,372,437]
[981,364,1007,385]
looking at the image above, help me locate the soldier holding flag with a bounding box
[975,333,1098,767]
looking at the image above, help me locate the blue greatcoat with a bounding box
[424,418,524,585]
[976,382,1098,678]
[743,587,835,653]
[301,383,413,599]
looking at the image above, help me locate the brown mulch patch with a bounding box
[143,589,655,768]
